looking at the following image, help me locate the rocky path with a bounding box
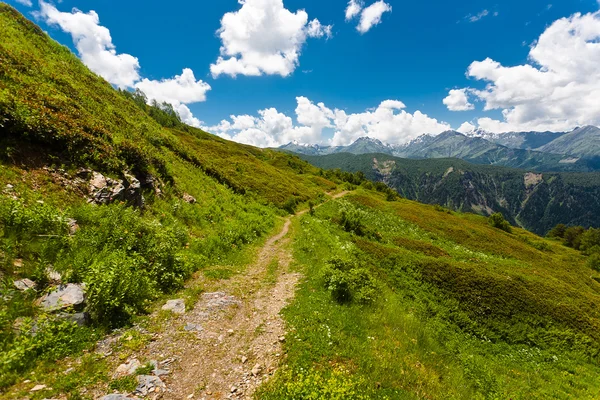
[110,192,349,400]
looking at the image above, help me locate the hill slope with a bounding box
[298,153,600,234]
[538,125,600,158]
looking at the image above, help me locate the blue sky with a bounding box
[8,0,600,146]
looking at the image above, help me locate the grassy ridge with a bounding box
[258,190,600,399]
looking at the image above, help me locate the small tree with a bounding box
[564,226,585,249]
[547,224,567,239]
[488,213,512,233]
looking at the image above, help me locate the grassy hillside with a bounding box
[258,190,600,399]
[0,3,338,389]
[297,153,600,234]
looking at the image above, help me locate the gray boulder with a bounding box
[39,284,85,311]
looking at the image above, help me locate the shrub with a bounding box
[580,228,600,255]
[340,208,366,236]
[587,254,600,272]
[322,258,379,305]
[564,226,585,250]
[282,197,298,215]
[547,224,567,239]
[85,251,155,325]
[0,315,96,387]
[488,213,512,233]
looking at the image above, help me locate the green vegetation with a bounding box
[0,3,338,392]
[488,212,512,233]
[259,190,600,399]
[297,152,600,235]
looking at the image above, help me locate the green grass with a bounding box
[258,189,600,399]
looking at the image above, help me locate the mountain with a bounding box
[3,5,600,399]
[538,125,600,158]
[297,152,600,235]
[281,130,600,172]
[466,129,566,150]
[394,130,595,171]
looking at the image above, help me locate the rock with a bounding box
[241,356,248,364]
[227,329,234,336]
[162,299,185,314]
[251,364,262,376]
[46,266,62,283]
[101,395,130,400]
[39,284,85,311]
[58,312,89,327]
[203,292,241,311]
[13,259,23,268]
[183,193,197,204]
[278,336,286,343]
[135,375,165,396]
[184,323,202,332]
[114,358,141,378]
[14,278,36,291]
[66,218,79,235]
[30,384,47,392]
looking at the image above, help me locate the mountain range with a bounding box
[280,126,600,172]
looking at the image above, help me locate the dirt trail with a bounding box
[128,191,349,400]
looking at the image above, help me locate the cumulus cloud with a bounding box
[457,122,476,134]
[468,9,489,22]
[345,0,363,21]
[345,0,391,33]
[37,1,140,88]
[15,0,33,7]
[36,2,209,126]
[443,89,475,111]
[450,11,600,132]
[210,0,332,78]
[205,97,450,147]
[357,1,392,33]
[134,69,211,127]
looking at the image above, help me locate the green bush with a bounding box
[580,228,600,255]
[339,206,366,236]
[564,226,585,249]
[587,253,600,272]
[0,315,96,387]
[85,251,155,324]
[322,258,379,305]
[547,224,567,239]
[488,213,512,233]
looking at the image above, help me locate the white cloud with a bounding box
[134,69,211,128]
[15,0,33,7]
[357,1,392,34]
[468,9,489,23]
[457,122,476,134]
[307,19,332,39]
[37,1,140,88]
[453,11,600,133]
[345,0,363,21]
[36,2,209,127]
[205,97,451,147]
[443,89,475,111]
[210,0,332,78]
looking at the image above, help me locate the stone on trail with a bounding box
[30,384,47,392]
[162,299,186,314]
[101,395,131,400]
[114,358,141,378]
[135,375,166,396]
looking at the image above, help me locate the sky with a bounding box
[7,0,600,147]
